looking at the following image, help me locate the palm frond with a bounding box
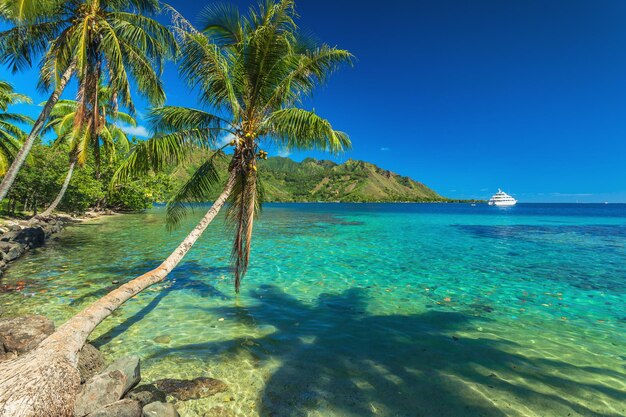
[148,106,229,140]
[263,108,351,153]
[111,130,209,188]
[225,167,260,292]
[199,2,243,46]
[165,151,226,229]
[178,32,241,116]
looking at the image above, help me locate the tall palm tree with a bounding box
[0,81,33,176]
[116,0,353,292]
[0,0,177,204]
[39,86,135,216]
[0,1,352,415]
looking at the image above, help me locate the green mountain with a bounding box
[168,155,447,202]
[256,157,446,202]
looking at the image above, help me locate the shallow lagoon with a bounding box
[1,203,625,416]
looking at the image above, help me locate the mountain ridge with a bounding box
[251,156,448,202]
[169,154,464,202]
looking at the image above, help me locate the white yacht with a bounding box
[488,189,517,206]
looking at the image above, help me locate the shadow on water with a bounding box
[89,260,231,347]
[147,285,624,417]
[70,261,231,308]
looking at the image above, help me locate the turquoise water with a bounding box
[1,203,625,417]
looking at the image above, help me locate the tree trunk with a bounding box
[38,160,76,218]
[0,64,74,204]
[0,172,236,417]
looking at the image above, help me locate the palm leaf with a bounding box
[263,107,351,153]
[165,151,226,229]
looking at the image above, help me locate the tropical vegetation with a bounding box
[0,81,32,176]
[38,85,136,216]
[0,0,177,204]
[165,153,447,202]
[115,0,353,291]
[0,1,354,415]
[4,140,173,216]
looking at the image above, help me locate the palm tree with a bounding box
[0,1,352,415]
[38,86,135,217]
[117,0,353,293]
[0,81,33,176]
[0,0,177,204]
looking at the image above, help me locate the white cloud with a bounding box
[380,147,390,151]
[277,149,291,157]
[118,124,150,138]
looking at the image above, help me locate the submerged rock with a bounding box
[203,407,235,417]
[74,370,127,416]
[126,384,167,407]
[141,401,179,417]
[154,377,228,401]
[88,399,142,417]
[77,343,105,383]
[104,355,141,394]
[1,243,24,262]
[0,315,54,358]
[0,215,71,273]
[153,335,171,344]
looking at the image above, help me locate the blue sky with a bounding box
[3,0,626,202]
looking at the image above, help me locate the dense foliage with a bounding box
[3,140,173,215]
[0,81,32,175]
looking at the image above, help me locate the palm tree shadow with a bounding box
[148,285,625,417]
[89,260,231,347]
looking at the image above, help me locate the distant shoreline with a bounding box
[151,201,625,206]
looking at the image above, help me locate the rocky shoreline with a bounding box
[0,315,231,417]
[0,213,235,416]
[0,211,118,278]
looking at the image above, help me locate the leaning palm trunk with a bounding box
[38,160,77,218]
[0,172,236,417]
[0,65,75,203]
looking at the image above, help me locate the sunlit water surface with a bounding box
[1,203,625,417]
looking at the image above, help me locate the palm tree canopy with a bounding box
[0,81,33,175]
[115,0,353,291]
[0,0,178,115]
[43,84,135,166]
[0,80,31,111]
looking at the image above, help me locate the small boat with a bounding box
[488,189,517,206]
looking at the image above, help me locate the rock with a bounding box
[74,370,127,417]
[154,377,228,401]
[126,384,167,407]
[4,244,24,261]
[0,315,54,356]
[153,335,171,344]
[77,343,105,383]
[141,402,179,417]
[88,399,142,417]
[203,407,235,417]
[12,226,46,246]
[104,355,141,394]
